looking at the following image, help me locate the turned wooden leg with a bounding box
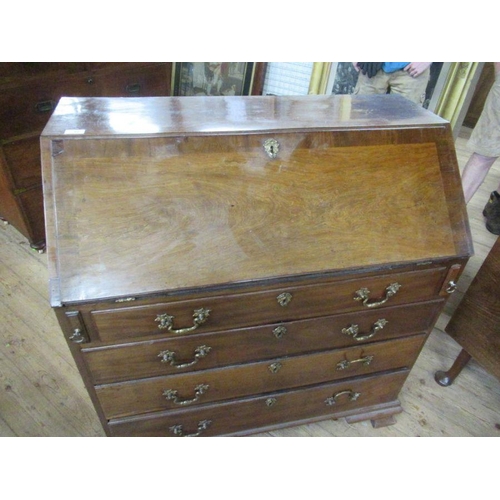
[434,348,472,386]
[30,240,46,254]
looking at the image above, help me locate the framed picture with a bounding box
[173,62,266,96]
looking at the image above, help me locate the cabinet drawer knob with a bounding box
[354,283,401,308]
[155,308,211,334]
[336,354,374,370]
[158,345,212,369]
[163,383,209,406]
[170,420,212,437]
[325,390,360,406]
[342,318,388,342]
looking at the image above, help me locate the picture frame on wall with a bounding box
[172,62,267,96]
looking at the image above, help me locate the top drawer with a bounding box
[89,267,448,343]
[0,73,96,138]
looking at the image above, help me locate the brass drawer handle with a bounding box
[325,390,360,406]
[163,383,209,406]
[69,328,88,344]
[126,83,142,94]
[155,307,211,334]
[170,420,211,437]
[336,355,374,370]
[35,99,55,114]
[342,318,388,342]
[158,345,212,369]
[446,280,457,293]
[354,283,401,308]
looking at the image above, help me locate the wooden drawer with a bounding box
[108,369,409,436]
[90,267,448,343]
[1,136,41,189]
[92,63,171,97]
[0,63,87,85]
[84,300,442,384]
[95,334,425,419]
[0,74,96,138]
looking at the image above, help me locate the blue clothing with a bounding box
[382,62,410,73]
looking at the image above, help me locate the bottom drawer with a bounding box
[108,369,409,437]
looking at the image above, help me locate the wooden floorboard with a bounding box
[0,127,499,437]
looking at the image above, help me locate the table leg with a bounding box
[434,348,472,386]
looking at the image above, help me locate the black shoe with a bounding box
[483,190,500,217]
[483,191,500,235]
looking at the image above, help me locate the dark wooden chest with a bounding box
[41,94,473,436]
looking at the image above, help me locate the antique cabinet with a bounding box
[0,62,172,250]
[41,94,473,437]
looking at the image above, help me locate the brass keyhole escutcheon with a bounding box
[273,326,287,339]
[263,138,280,159]
[268,362,283,374]
[277,292,292,307]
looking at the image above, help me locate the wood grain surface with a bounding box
[41,95,470,305]
[1,125,497,437]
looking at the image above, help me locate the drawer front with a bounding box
[84,300,442,384]
[0,62,87,84]
[93,63,170,97]
[90,267,447,343]
[0,74,96,138]
[108,369,409,436]
[95,334,425,419]
[2,136,41,189]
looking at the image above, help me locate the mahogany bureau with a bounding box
[40,94,473,437]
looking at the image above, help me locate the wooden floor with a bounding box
[1,127,499,438]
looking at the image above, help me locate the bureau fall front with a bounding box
[40,94,473,436]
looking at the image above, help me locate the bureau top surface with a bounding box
[41,94,448,138]
[41,95,472,306]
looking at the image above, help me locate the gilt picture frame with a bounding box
[172,62,266,96]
